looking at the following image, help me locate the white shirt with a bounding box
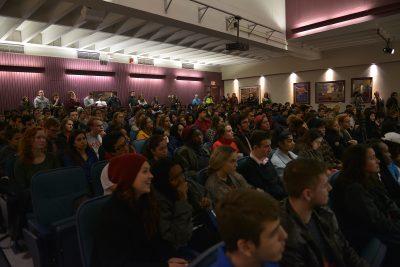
[100,164,114,195]
[95,100,107,107]
[86,133,102,156]
[270,148,298,178]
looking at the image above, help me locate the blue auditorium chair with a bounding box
[189,242,222,267]
[25,167,89,267]
[90,160,108,196]
[133,139,146,154]
[76,195,110,267]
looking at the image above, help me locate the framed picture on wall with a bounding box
[293,82,310,104]
[239,85,260,103]
[351,77,372,103]
[315,80,345,103]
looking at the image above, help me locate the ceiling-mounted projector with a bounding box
[226,16,250,51]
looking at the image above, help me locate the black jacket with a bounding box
[325,129,346,160]
[91,194,175,267]
[280,199,368,267]
[331,177,400,250]
[234,131,251,156]
[237,157,286,200]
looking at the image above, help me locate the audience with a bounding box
[212,123,239,152]
[143,134,169,165]
[136,116,154,140]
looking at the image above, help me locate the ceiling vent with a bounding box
[0,43,24,54]
[182,63,194,69]
[77,51,100,60]
[137,57,154,66]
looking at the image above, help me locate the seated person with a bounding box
[99,131,130,195]
[234,113,252,156]
[270,130,297,179]
[237,130,286,200]
[174,126,210,178]
[0,128,22,178]
[370,139,400,206]
[331,145,400,264]
[62,129,98,180]
[280,159,368,267]
[296,129,325,163]
[212,124,239,153]
[205,146,250,205]
[91,153,188,267]
[151,158,193,250]
[136,116,154,141]
[212,189,287,267]
[143,134,169,166]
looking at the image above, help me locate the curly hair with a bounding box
[18,127,45,164]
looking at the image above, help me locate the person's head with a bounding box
[22,115,36,130]
[68,91,76,99]
[44,117,61,140]
[158,114,171,130]
[53,93,59,100]
[211,115,224,130]
[109,153,157,237]
[170,123,184,139]
[374,91,380,97]
[237,112,250,132]
[308,118,326,136]
[130,91,135,97]
[341,144,380,185]
[151,158,186,202]
[144,134,168,161]
[277,130,295,152]
[183,126,203,146]
[216,189,287,262]
[33,108,42,119]
[10,115,23,130]
[197,107,207,120]
[209,146,238,175]
[112,112,125,126]
[300,129,323,150]
[69,111,79,122]
[61,118,73,133]
[325,118,340,132]
[38,90,44,97]
[369,140,392,166]
[391,92,398,98]
[254,115,270,131]
[88,117,103,135]
[5,128,22,149]
[337,114,351,130]
[284,159,330,206]
[68,129,88,152]
[216,123,234,141]
[18,127,47,164]
[250,130,271,159]
[102,131,129,158]
[139,116,153,132]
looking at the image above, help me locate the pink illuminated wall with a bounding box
[0,52,222,110]
[286,0,400,38]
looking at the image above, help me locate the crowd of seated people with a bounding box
[0,88,399,266]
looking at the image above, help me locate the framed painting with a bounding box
[351,77,372,103]
[315,80,345,103]
[293,82,310,104]
[239,85,260,103]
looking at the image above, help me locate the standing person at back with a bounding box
[33,90,50,110]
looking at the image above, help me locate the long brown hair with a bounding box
[18,127,46,164]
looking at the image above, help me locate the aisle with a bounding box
[0,233,32,267]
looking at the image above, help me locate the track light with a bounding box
[378,29,395,55]
[383,44,395,54]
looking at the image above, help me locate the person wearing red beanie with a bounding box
[91,153,189,267]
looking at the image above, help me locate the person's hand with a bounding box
[168,258,188,267]
[177,181,188,201]
[348,139,358,145]
[199,197,211,208]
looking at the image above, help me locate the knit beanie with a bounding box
[108,153,147,191]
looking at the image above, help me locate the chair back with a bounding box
[76,195,110,267]
[90,160,108,196]
[31,167,88,227]
[133,139,146,154]
[196,168,209,186]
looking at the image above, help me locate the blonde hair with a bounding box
[209,146,236,174]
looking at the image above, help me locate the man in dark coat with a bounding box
[280,159,368,267]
